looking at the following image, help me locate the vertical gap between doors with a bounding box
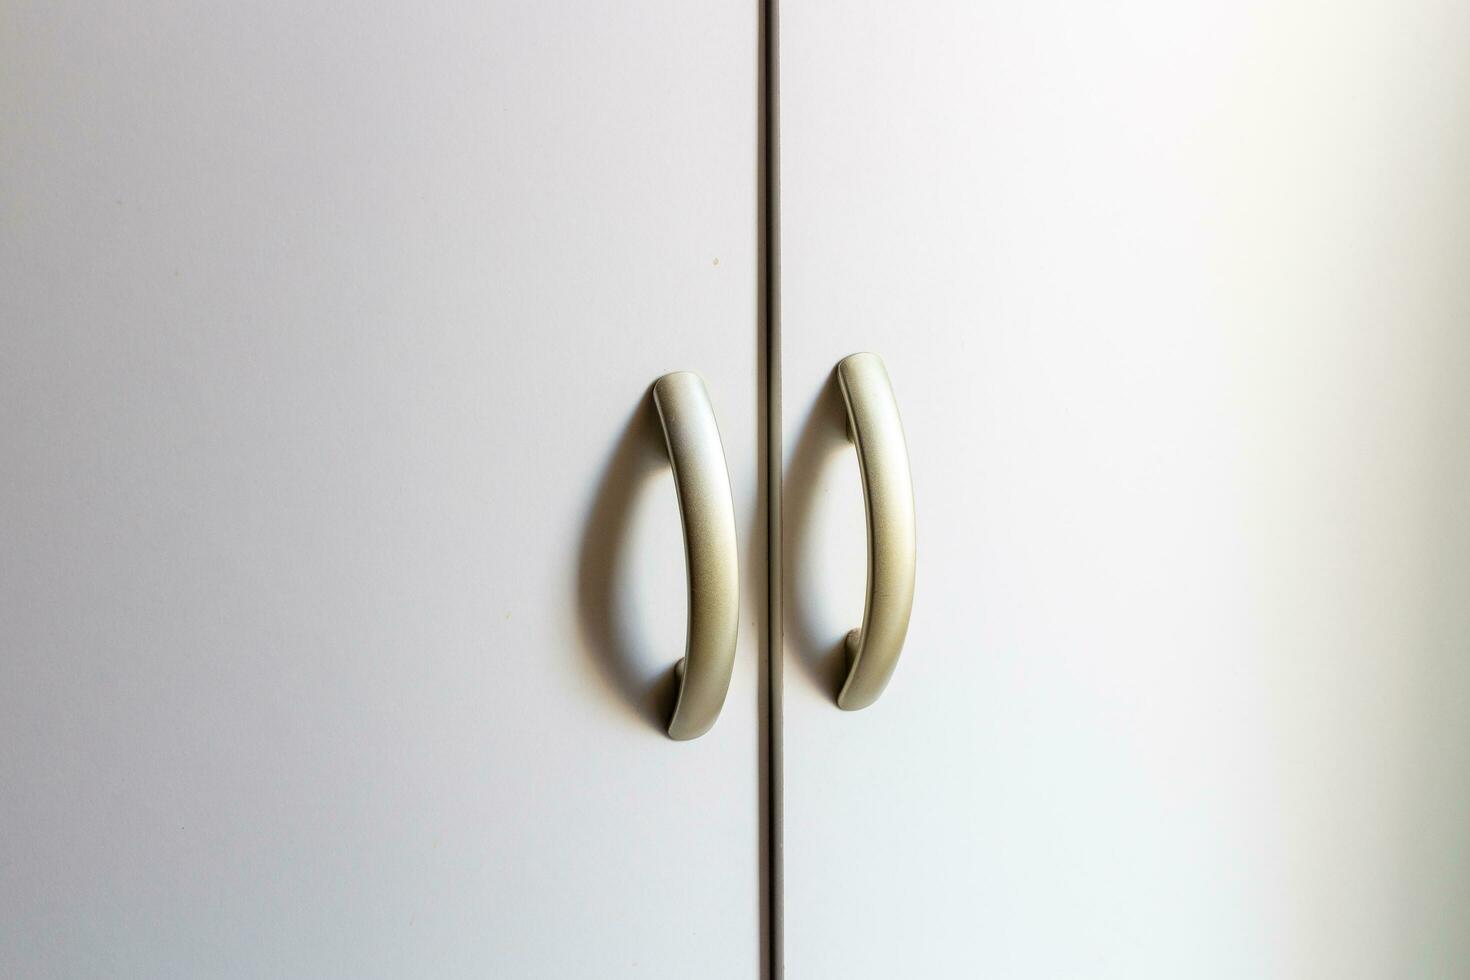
[759,0,783,977]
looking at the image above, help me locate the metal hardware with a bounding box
[834,353,915,710]
[652,372,740,739]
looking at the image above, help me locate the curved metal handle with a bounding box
[836,353,916,710]
[652,372,740,740]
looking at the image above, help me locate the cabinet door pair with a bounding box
[4,1,1470,979]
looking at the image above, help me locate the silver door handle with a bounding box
[652,372,740,740]
[835,353,916,710]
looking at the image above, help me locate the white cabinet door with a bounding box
[0,2,759,976]
[781,1,1470,976]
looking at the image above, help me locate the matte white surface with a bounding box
[0,2,759,976]
[782,1,1470,976]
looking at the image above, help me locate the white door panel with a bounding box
[0,2,759,976]
[782,1,1470,976]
